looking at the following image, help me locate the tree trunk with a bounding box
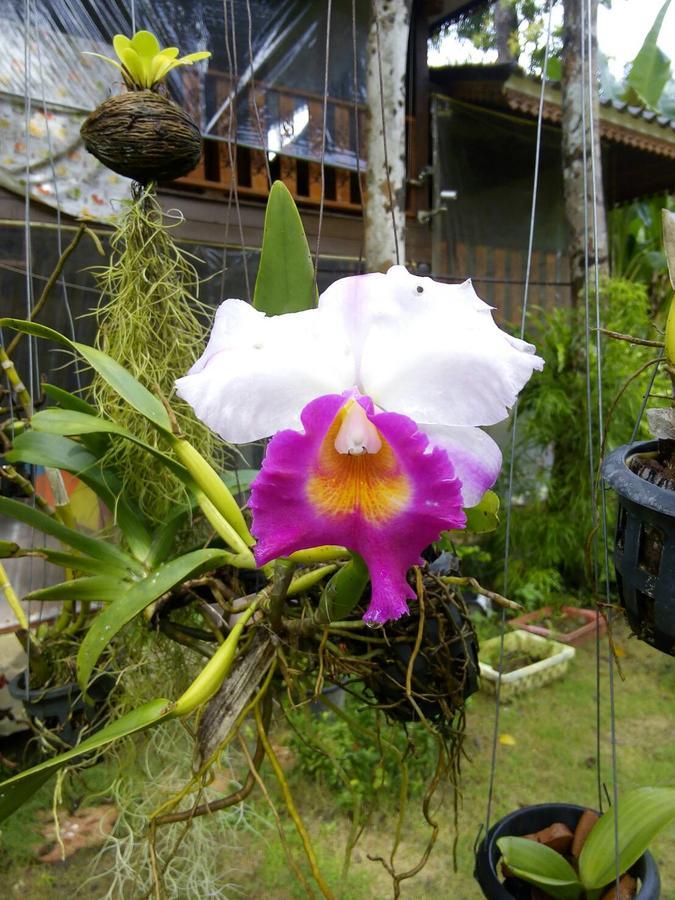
[364,0,411,272]
[561,0,609,302]
[495,0,518,64]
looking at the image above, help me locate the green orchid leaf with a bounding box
[41,384,109,457]
[82,51,125,75]
[77,549,235,693]
[0,319,171,432]
[223,468,259,494]
[464,490,501,534]
[24,575,126,605]
[118,46,144,85]
[0,698,173,823]
[253,181,317,315]
[144,507,191,568]
[19,548,129,578]
[42,384,98,417]
[317,553,370,623]
[497,837,583,900]
[178,51,211,64]
[112,34,132,56]
[579,787,675,889]
[622,0,672,110]
[130,30,160,59]
[0,497,137,576]
[7,431,152,562]
[159,47,180,59]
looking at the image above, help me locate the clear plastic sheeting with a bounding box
[0,0,368,220]
[431,95,570,323]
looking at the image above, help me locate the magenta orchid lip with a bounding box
[177,265,544,624]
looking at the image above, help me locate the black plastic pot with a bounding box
[602,440,675,656]
[474,803,661,899]
[9,670,115,746]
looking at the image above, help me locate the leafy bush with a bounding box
[286,694,440,812]
[488,278,669,600]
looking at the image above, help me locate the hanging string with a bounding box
[314,0,332,278]
[22,0,37,697]
[584,0,621,892]
[483,0,554,836]
[352,0,365,274]
[33,0,81,393]
[130,0,136,34]
[245,0,272,189]
[373,5,400,266]
[579,0,605,815]
[222,0,251,302]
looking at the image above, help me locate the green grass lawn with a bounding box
[1,621,674,899]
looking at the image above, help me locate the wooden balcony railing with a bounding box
[172,70,415,213]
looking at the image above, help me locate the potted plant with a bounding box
[478,630,575,699]
[508,604,607,647]
[81,30,210,183]
[602,210,675,656]
[474,786,675,899]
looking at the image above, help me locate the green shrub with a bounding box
[488,277,669,601]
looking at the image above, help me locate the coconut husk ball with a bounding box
[80,91,202,183]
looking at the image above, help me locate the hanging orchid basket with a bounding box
[81,91,202,183]
[474,802,661,900]
[602,439,675,657]
[80,31,209,183]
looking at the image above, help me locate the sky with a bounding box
[428,0,675,80]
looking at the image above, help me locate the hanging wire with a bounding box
[33,0,82,392]
[221,0,251,302]
[584,0,621,891]
[130,0,136,34]
[351,0,365,273]
[22,0,37,697]
[578,0,605,815]
[483,0,554,835]
[313,0,333,277]
[245,0,272,189]
[373,5,400,266]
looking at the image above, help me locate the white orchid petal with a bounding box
[321,266,543,427]
[421,424,502,508]
[176,299,356,443]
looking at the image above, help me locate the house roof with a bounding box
[430,64,675,160]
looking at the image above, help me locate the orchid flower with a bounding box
[177,266,543,625]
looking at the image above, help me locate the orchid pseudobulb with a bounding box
[177,266,543,624]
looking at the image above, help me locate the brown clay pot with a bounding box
[508,606,607,646]
[80,90,202,183]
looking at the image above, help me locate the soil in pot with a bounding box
[500,651,542,673]
[628,444,675,492]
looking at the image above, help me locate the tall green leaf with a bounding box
[253,181,317,315]
[0,319,171,431]
[0,498,139,575]
[579,787,675,889]
[623,0,672,110]
[76,548,234,692]
[7,431,152,561]
[0,698,173,822]
[496,837,583,900]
